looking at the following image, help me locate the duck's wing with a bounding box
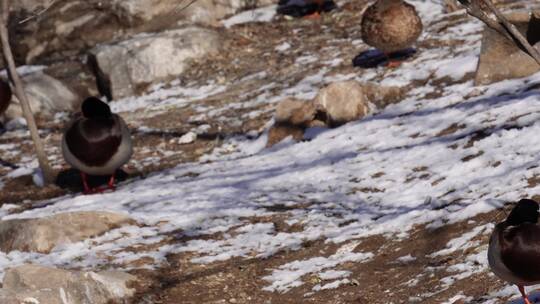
[500,224,540,283]
[64,116,122,167]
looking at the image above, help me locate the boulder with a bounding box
[44,60,100,102]
[0,211,135,253]
[178,0,274,25]
[111,0,184,27]
[88,26,222,99]
[8,0,272,65]
[0,264,136,304]
[474,12,540,85]
[4,72,81,120]
[314,81,371,126]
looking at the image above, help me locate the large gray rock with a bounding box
[179,0,274,25]
[0,264,136,304]
[0,211,135,253]
[4,72,80,120]
[89,27,222,99]
[9,0,270,65]
[111,0,183,26]
[474,12,540,85]
[314,81,372,126]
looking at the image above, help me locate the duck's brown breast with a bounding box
[361,1,422,53]
[64,116,122,167]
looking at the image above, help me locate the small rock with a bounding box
[362,83,404,109]
[314,80,371,126]
[4,72,80,120]
[0,264,136,304]
[178,131,198,144]
[0,211,135,253]
[474,12,540,85]
[266,124,304,148]
[274,98,318,127]
[89,27,222,99]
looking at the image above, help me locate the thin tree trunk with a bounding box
[457,0,540,66]
[0,0,54,184]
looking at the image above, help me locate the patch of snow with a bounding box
[396,254,416,263]
[312,278,350,291]
[262,243,372,293]
[222,5,277,28]
[430,224,492,257]
[318,269,351,280]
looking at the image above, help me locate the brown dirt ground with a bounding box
[1,0,535,303]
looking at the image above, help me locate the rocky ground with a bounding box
[2,0,540,303]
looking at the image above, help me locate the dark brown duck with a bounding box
[62,97,132,194]
[361,0,423,54]
[488,198,540,304]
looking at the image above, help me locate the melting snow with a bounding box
[222,5,277,28]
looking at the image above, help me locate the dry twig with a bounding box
[0,0,54,184]
[457,0,540,66]
[17,0,59,24]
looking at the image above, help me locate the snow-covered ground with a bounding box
[2,0,540,302]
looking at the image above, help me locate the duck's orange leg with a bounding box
[80,172,93,194]
[303,11,320,19]
[518,285,533,304]
[107,173,116,191]
[387,60,403,68]
[383,53,403,68]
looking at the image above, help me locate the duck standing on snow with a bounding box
[62,97,132,194]
[488,198,540,304]
[277,0,336,19]
[360,0,422,67]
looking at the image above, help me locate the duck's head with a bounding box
[82,97,111,119]
[505,199,539,226]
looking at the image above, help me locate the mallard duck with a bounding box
[62,97,132,194]
[277,0,336,19]
[488,198,540,304]
[361,0,422,66]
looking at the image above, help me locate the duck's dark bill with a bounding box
[56,168,129,192]
[353,48,417,68]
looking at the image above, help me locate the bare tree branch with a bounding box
[17,0,59,24]
[457,0,540,66]
[0,0,54,184]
